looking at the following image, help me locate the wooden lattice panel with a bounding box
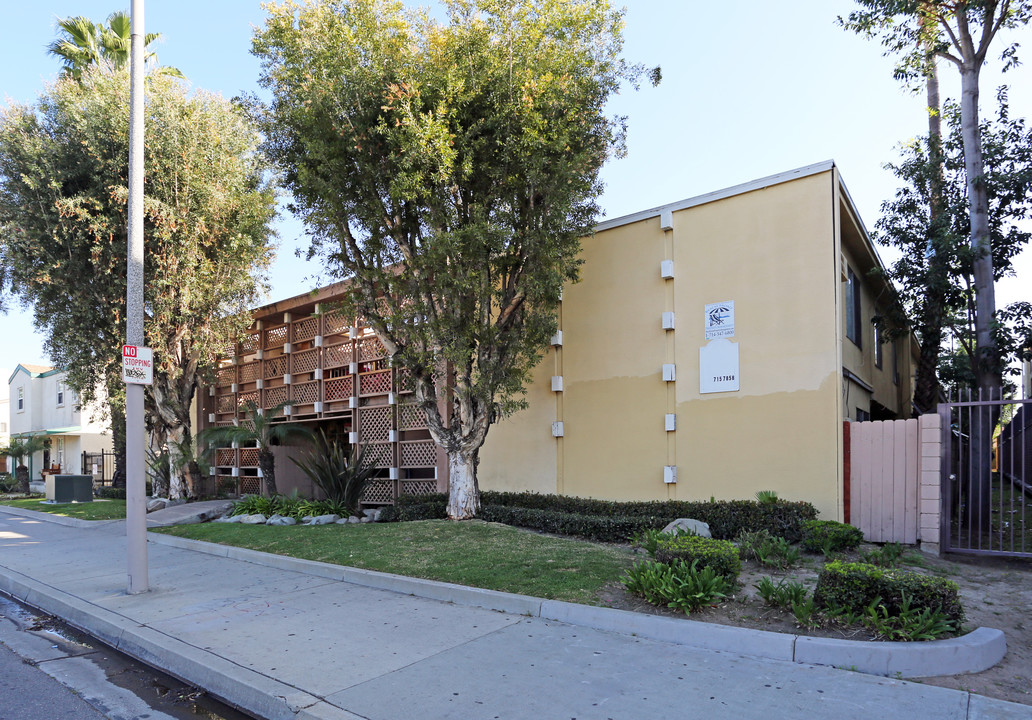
[216,395,236,414]
[292,381,320,406]
[361,479,394,504]
[240,332,259,353]
[239,448,260,467]
[359,406,393,441]
[395,367,415,393]
[324,376,353,401]
[216,475,238,495]
[237,390,260,410]
[324,342,351,368]
[357,336,385,362]
[264,324,288,349]
[263,385,288,409]
[398,403,426,430]
[291,349,320,375]
[400,441,437,468]
[359,370,391,395]
[263,355,288,378]
[292,316,320,342]
[238,362,260,384]
[216,367,236,386]
[401,480,438,496]
[216,448,236,466]
[364,442,394,468]
[323,311,351,336]
[240,476,261,495]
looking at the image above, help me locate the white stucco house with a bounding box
[7,364,111,480]
[0,371,9,474]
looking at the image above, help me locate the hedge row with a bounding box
[382,491,817,544]
[654,535,741,581]
[813,561,964,623]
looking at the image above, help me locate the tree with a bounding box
[842,0,1032,393]
[875,95,1032,396]
[5,434,47,494]
[198,401,314,496]
[251,0,656,519]
[48,11,184,81]
[0,68,276,499]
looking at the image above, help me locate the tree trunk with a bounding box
[446,447,481,520]
[186,461,203,499]
[166,424,189,500]
[148,428,169,498]
[259,449,277,496]
[16,465,29,495]
[110,402,127,489]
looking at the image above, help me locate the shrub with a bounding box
[801,520,864,554]
[654,535,741,582]
[291,431,376,518]
[736,529,801,569]
[96,486,126,500]
[477,505,662,543]
[755,576,809,608]
[813,561,964,625]
[859,542,905,567]
[622,559,731,614]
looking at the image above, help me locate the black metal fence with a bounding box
[942,390,1031,558]
[82,449,116,487]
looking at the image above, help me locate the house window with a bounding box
[0,422,6,433]
[17,387,24,412]
[57,381,65,406]
[846,267,862,348]
[874,324,883,368]
[893,338,900,386]
[56,438,65,467]
[856,408,871,422]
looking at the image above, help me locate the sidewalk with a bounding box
[0,506,1028,720]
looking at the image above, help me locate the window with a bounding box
[17,387,24,412]
[57,381,65,406]
[874,323,883,368]
[892,338,900,385]
[856,408,871,422]
[56,438,65,467]
[0,422,6,433]
[846,267,862,348]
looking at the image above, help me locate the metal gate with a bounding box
[82,449,116,487]
[940,390,1031,558]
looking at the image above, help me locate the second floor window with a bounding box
[874,324,883,368]
[57,382,65,406]
[17,387,24,411]
[846,267,862,348]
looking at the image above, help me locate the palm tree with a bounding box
[198,401,313,497]
[48,11,184,81]
[6,434,48,494]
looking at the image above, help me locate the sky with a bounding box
[0,0,1030,377]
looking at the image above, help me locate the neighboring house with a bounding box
[0,370,8,473]
[7,364,111,480]
[199,161,915,521]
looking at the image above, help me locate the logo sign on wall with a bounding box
[705,301,735,339]
[122,345,153,385]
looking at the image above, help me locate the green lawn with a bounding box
[153,519,637,604]
[0,497,127,521]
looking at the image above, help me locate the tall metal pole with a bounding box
[126,0,149,594]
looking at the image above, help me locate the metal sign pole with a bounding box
[126,0,148,594]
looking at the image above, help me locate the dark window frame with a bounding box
[846,267,862,349]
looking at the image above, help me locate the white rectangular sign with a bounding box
[705,301,735,339]
[122,344,153,385]
[700,339,740,394]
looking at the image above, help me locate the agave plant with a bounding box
[291,430,377,519]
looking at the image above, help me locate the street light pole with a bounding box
[126,0,148,595]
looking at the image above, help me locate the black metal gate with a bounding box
[940,390,1031,558]
[82,449,116,487]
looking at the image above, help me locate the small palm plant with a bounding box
[6,434,48,494]
[198,401,314,497]
[291,430,377,518]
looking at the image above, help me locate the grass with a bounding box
[0,497,127,521]
[153,519,637,604]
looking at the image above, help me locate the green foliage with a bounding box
[290,431,376,517]
[0,474,16,493]
[47,11,183,81]
[755,576,809,609]
[622,560,731,615]
[251,0,657,519]
[654,535,741,583]
[629,527,694,557]
[859,542,906,567]
[801,520,864,554]
[755,490,779,505]
[477,505,661,543]
[857,592,959,641]
[736,529,801,569]
[813,561,964,626]
[96,486,127,500]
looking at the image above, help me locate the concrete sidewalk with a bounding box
[0,508,1028,720]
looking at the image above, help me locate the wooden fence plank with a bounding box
[904,418,919,544]
[891,420,907,543]
[849,418,922,545]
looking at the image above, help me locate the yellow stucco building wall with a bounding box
[479,162,913,521]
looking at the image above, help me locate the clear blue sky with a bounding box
[1,0,1029,376]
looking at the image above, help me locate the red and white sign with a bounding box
[122,345,153,385]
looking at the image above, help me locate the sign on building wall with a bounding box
[704,301,735,339]
[122,345,153,385]
[700,339,740,394]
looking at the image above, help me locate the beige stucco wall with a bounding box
[480,169,849,520]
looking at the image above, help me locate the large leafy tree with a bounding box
[251,0,656,519]
[48,11,184,81]
[842,0,1032,393]
[0,69,276,499]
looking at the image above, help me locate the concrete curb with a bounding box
[147,530,1007,679]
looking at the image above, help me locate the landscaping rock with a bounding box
[347,516,362,524]
[146,499,168,513]
[363,508,382,522]
[360,515,373,523]
[662,518,711,538]
[267,515,297,526]
[240,513,268,525]
[304,514,339,526]
[214,515,241,523]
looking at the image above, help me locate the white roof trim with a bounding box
[594,160,837,233]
